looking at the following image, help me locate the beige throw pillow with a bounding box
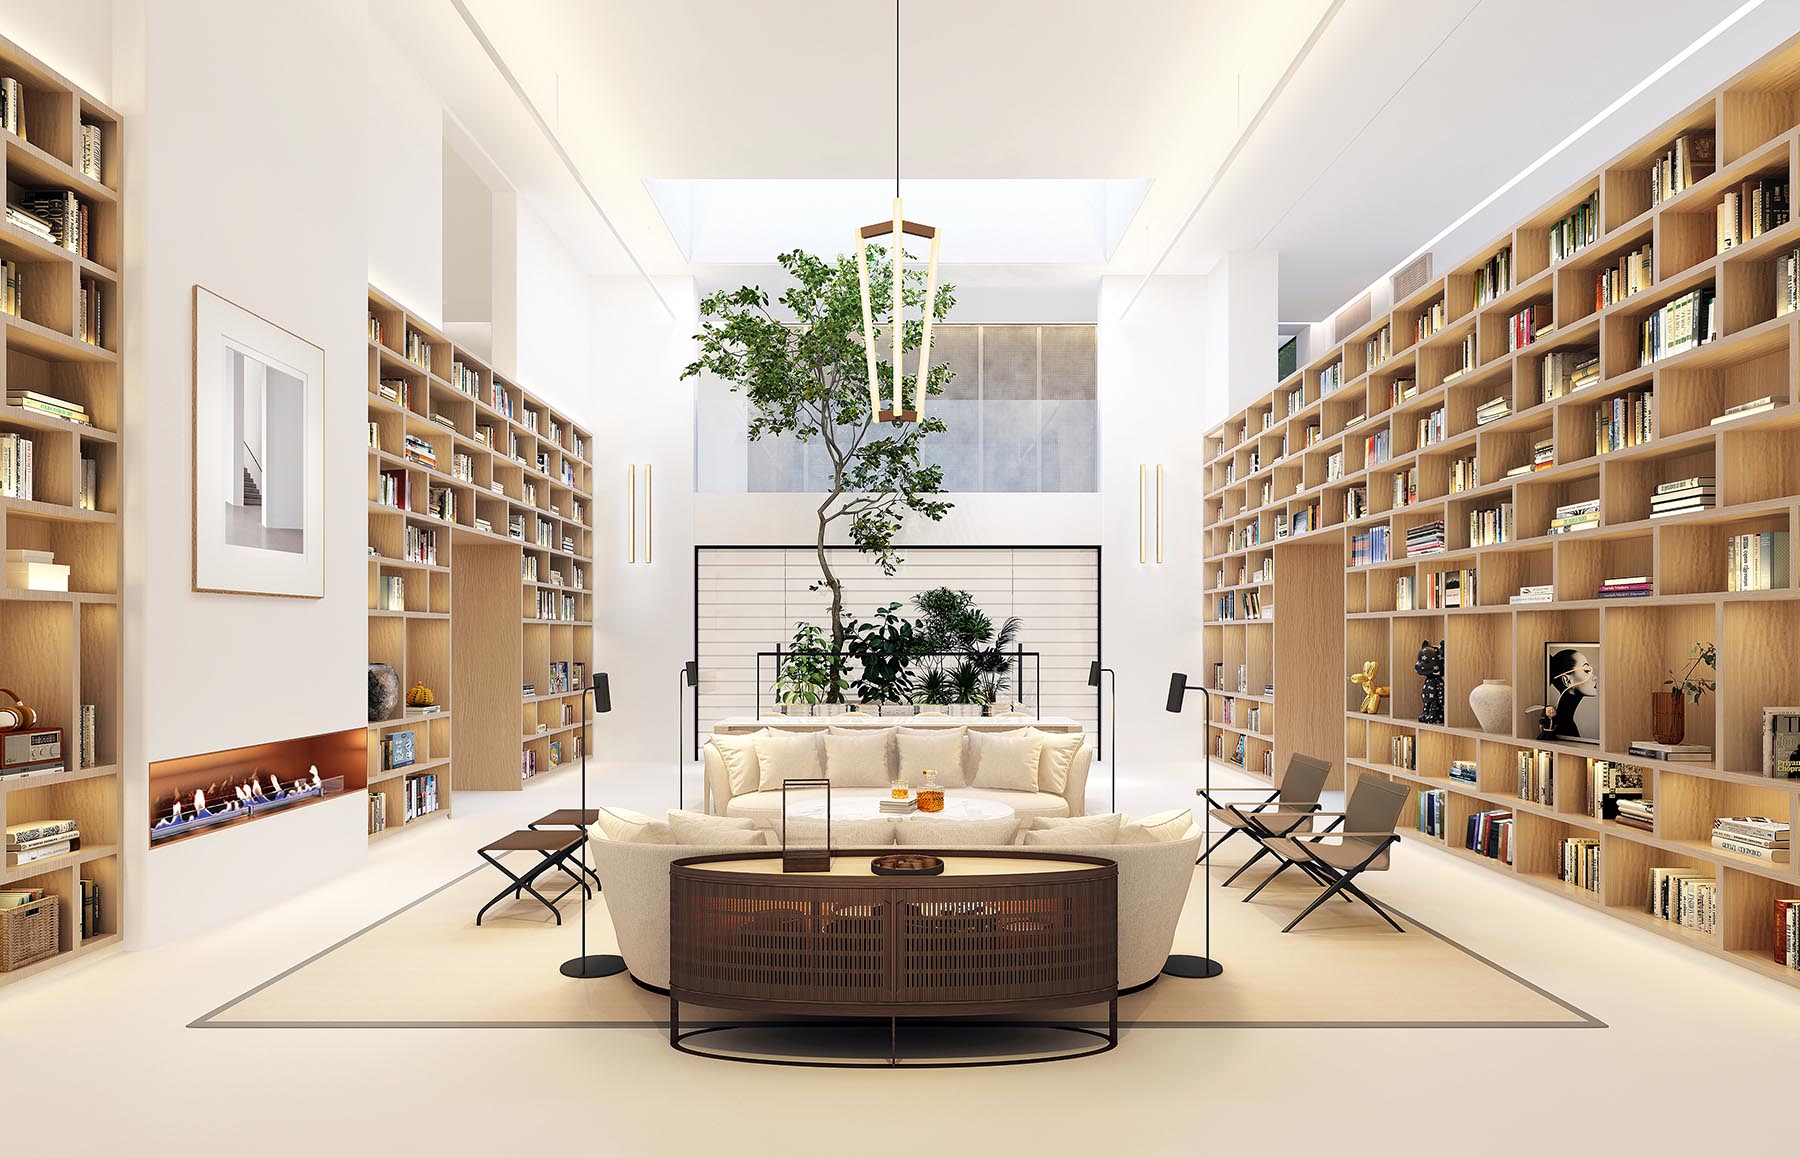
[823,729,894,789]
[969,730,1044,793]
[1033,730,1085,795]
[1020,813,1123,844]
[768,817,896,848]
[710,732,763,798]
[593,805,672,845]
[1119,808,1193,844]
[894,817,1021,847]
[668,810,768,846]
[753,729,825,791]
[1022,825,1112,848]
[897,727,967,787]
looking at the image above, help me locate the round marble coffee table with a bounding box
[784,795,1015,822]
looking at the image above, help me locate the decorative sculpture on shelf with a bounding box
[1349,661,1390,714]
[1416,639,1446,725]
[406,681,435,708]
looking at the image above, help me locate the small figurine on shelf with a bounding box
[1349,661,1390,714]
[1416,639,1446,725]
[406,681,435,708]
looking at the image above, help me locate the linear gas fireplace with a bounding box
[147,727,367,848]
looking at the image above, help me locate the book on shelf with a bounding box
[368,789,388,835]
[1474,394,1511,426]
[1420,568,1474,609]
[1415,298,1449,342]
[1773,899,1800,970]
[1710,817,1789,864]
[79,704,96,769]
[1467,503,1514,546]
[1516,748,1553,804]
[1465,810,1514,863]
[879,799,918,815]
[0,431,33,500]
[1649,476,1716,518]
[1549,191,1599,261]
[1364,324,1392,369]
[1627,740,1711,762]
[1596,575,1652,599]
[1613,798,1654,832]
[1560,837,1601,892]
[1363,428,1390,465]
[1391,735,1417,770]
[1391,466,1418,508]
[1417,788,1445,837]
[1440,333,1477,382]
[376,574,405,611]
[0,76,28,140]
[1595,242,1653,309]
[0,888,48,910]
[1765,709,1800,779]
[1473,246,1511,306]
[1588,760,1646,818]
[1540,349,1600,401]
[1416,406,1446,446]
[1716,175,1787,251]
[1389,378,1417,407]
[1726,531,1789,592]
[1593,388,1653,454]
[1350,526,1391,567]
[8,390,91,426]
[17,191,86,257]
[1509,584,1553,605]
[1448,759,1478,786]
[1648,132,1715,206]
[1649,867,1716,933]
[1404,520,1445,557]
[1778,249,1800,317]
[77,454,98,511]
[1508,303,1554,351]
[1709,394,1777,425]
[1448,454,1479,493]
[1639,288,1716,364]
[1550,498,1600,535]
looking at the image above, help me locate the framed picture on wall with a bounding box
[192,286,325,598]
[1536,641,1601,745]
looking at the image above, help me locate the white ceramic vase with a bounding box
[1469,679,1513,734]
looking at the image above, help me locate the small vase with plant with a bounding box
[1654,642,1717,745]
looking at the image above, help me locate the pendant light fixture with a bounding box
[855,0,941,424]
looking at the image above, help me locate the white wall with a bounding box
[0,1,111,101]
[513,200,594,417]
[366,18,442,321]
[113,0,371,945]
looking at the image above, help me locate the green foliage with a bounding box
[773,621,844,705]
[915,665,953,705]
[845,602,922,704]
[949,659,986,706]
[684,247,957,699]
[1664,642,1718,703]
[914,586,993,654]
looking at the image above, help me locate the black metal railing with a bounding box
[754,647,1042,720]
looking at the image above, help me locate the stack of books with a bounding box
[8,388,91,426]
[1448,760,1478,786]
[1717,176,1788,250]
[1639,288,1716,364]
[1465,810,1514,863]
[1550,499,1600,535]
[1548,192,1599,261]
[1404,520,1446,557]
[1710,393,1777,425]
[1594,388,1653,453]
[1727,530,1789,591]
[1516,748,1554,803]
[1468,502,1515,546]
[1561,837,1601,891]
[1590,760,1646,818]
[1596,574,1652,599]
[1509,584,1553,606]
[879,796,918,815]
[1507,303,1554,350]
[1650,866,1716,933]
[1773,899,1800,971]
[1388,378,1419,407]
[1350,527,1391,567]
[20,191,85,257]
[6,548,67,591]
[4,201,52,242]
[402,433,437,468]
[1595,242,1653,308]
[6,819,79,868]
[1541,349,1600,400]
[1417,789,1446,837]
[1648,132,1716,205]
[1505,437,1555,477]
[1613,798,1655,832]
[1627,740,1712,763]
[1712,816,1789,863]
[1650,476,1715,518]
[1475,394,1512,426]
[0,431,31,499]
[1416,407,1446,447]
[1391,735,1417,770]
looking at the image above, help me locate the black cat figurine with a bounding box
[1415,639,1446,725]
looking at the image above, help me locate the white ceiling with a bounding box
[383,0,1800,323]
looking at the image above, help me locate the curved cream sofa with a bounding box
[702,735,1093,821]
[590,822,1201,992]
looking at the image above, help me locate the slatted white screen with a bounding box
[695,547,1100,747]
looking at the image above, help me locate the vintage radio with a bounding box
[1,727,63,771]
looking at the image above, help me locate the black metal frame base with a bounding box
[1162,954,1224,979]
[560,953,627,979]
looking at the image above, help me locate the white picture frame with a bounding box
[192,286,325,598]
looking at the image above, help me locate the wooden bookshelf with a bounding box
[365,286,593,838]
[1204,34,1800,990]
[0,33,122,984]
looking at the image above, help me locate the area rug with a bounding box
[193,848,1601,1031]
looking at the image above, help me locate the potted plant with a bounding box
[1655,642,1717,744]
[773,621,842,716]
[845,601,922,715]
[946,659,987,718]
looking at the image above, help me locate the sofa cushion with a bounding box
[969,729,1044,792]
[720,787,1070,821]
[765,817,896,848]
[897,727,967,787]
[894,816,1022,847]
[1021,824,1114,848]
[753,729,824,791]
[823,729,894,789]
[668,810,765,845]
[1120,808,1193,844]
[710,732,763,798]
[1021,812,1123,843]
[1033,730,1085,795]
[593,805,673,845]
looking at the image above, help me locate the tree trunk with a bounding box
[816,504,845,701]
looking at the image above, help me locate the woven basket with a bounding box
[1,895,61,971]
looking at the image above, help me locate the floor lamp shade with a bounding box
[1165,672,1188,714]
[562,670,624,980]
[1087,660,1101,687]
[593,672,613,714]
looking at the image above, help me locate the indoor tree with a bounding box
[684,247,956,700]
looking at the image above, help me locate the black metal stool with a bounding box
[475,831,589,926]
[527,809,603,892]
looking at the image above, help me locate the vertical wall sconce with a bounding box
[1138,463,1164,564]
[627,463,653,564]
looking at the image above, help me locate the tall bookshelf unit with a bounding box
[365,287,593,840]
[1204,35,1800,990]
[0,34,123,983]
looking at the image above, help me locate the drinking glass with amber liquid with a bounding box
[917,770,945,813]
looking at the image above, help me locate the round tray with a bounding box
[870,853,945,876]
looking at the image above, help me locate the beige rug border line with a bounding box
[188,865,1606,1032]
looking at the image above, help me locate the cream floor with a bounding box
[7,759,1800,1158]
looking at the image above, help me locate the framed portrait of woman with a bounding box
[1539,642,1601,745]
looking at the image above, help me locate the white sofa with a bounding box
[590,820,1201,992]
[702,731,1093,820]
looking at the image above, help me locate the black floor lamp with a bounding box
[1164,672,1223,979]
[676,660,697,809]
[1087,660,1117,812]
[562,672,625,980]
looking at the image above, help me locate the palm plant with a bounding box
[915,666,953,705]
[969,614,1022,700]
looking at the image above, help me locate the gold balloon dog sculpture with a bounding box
[1349,661,1390,714]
